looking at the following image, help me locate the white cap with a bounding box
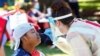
[12,23,34,50]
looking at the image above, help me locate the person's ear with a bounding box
[56,21,60,26]
[21,35,28,42]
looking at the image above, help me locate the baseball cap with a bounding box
[12,23,34,50]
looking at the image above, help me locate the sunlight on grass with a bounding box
[97,7,100,10]
[79,3,100,7]
[47,54,67,56]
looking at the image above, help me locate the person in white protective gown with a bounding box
[48,0,100,56]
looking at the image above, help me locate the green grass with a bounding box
[0,0,99,10]
[78,0,100,10]
[37,45,67,56]
[4,46,13,56]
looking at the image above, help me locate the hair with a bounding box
[19,39,23,48]
[38,0,55,12]
[19,34,27,48]
[38,0,54,8]
[20,2,34,13]
[51,0,74,26]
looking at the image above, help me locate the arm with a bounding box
[54,37,73,56]
[0,46,5,56]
